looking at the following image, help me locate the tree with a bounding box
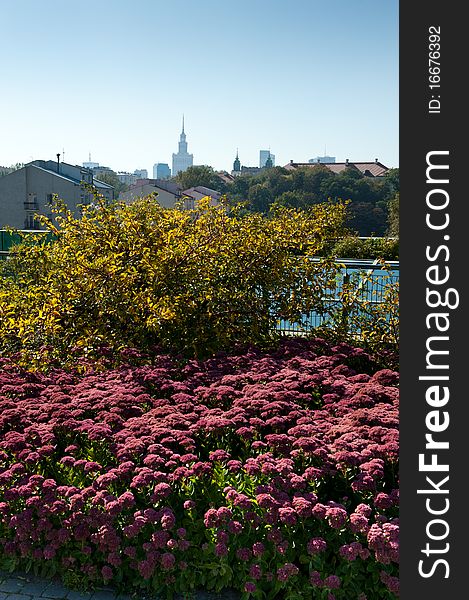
[0,163,24,177]
[248,183,272,213]
[382,168,400,199]
[223,165,397,235]
[93,170,128,198]
[387,192,399,237]
[174,165,226,192]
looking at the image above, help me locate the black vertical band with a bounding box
[400,3,465,598]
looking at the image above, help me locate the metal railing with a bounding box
[276,259,399,335]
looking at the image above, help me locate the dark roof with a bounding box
[92,178,114,189]
[216,171,235,183]
[182,186,221,201]
[26,161,113,188]
[128,179,181,195]
[29,164,82,185]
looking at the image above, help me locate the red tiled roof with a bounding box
[284,161,389,177]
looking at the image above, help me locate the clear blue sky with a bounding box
[1,0,398,174]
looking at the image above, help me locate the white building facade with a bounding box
[172,117,193,177]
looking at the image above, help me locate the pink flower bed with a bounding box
[0,338,399,599]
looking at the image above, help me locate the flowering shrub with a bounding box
[0,338,399,598]
[0,195,348,366]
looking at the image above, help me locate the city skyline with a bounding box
[1,0,398,173]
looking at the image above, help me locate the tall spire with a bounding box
[233,148,241,172]
[173,116,193,176]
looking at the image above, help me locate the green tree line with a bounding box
[172,164,399,237]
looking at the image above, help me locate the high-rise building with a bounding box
[260,150,275,168]
[172,116,193,177]
[153,163,171,179]
[134,169,148,179]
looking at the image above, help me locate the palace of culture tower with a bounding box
[172,116,193,176]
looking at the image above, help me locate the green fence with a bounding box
[0,230,56,259]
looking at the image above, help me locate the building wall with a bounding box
[0,164,112,229]
[0,168,28,228]
[172,153,193,177]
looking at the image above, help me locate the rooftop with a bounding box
[284,160,389,177]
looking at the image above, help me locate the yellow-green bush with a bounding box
[315,260,399,369]
[0,194,351,367]
[328,235,399,260]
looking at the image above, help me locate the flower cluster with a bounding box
[0,338,399,598]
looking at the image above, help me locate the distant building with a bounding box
[231,149,275,177]
[240,166,262,176]
[216,171,235,185]
[260,150,275,168]
[309,155,336,164]
[0,159,113,229]
[232,150,241,174]
[181,186,221,209]
[117,172,138,186]
[134,169,148,179]
[120,180,221,211]
[83,153,99,170]
[231,151,261,177]
[172,116,193,177]
[231,165,262,178]
[92,166,113,178]
[153,163,171,180]
[119,179,182,208]
[83,162,99,170]
[285,158,389,178]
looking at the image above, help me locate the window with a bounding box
[24,214,40,230]
[24,193,38,211]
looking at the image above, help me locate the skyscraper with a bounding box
[153,163,171,179]
[260,150,275,168]
[172,116,193,177]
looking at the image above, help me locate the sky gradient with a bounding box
[1,0,398,174]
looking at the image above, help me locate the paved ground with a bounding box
[0,571,239,600]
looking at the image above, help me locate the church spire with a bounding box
[233,148,241,172]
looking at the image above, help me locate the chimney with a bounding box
[56,153,60,173]
[375,158,379,163]
[290,159,294,164]
[345,159,349,165]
